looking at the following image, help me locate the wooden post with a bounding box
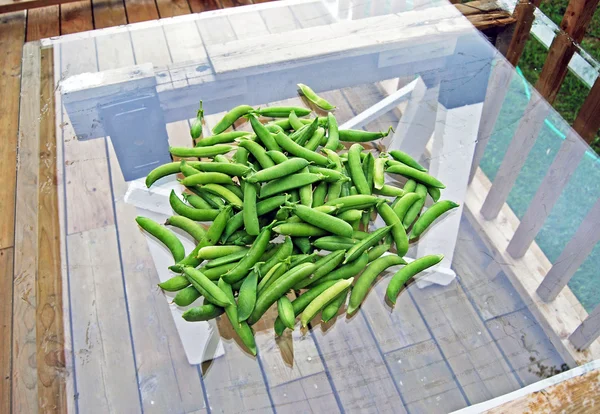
[537,197,600,302]
[569,305,600,350]
[573,76,600,144]
[505,0,542,67]
[535,0,600,103]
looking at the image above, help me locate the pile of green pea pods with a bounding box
[138,84,458,356]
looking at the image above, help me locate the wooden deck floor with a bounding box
[0,1,574,412]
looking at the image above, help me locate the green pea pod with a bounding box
[246,158,309,183]
[165,215,206,242]
[324,194,379,209]
[297,83,335,111]
[388,150,427,172]
[237,268,259,322]
[427,186,441,202]
[196,131,250,147]
[307,166,349,183]
[256,106,311,118]
[259,237,293,276]
[290,117,319,146]
[311,252,368,286]
[301,278,354,327]
[403,179,417,193]
[274,132,330,166]
[312,182,328,208]
[203,249,250,268]
[183,267,232,307]
[348,144,370,195]
[258,260,291,295]
[288,110,304,130]
[338,126,393,142]
[312,235,357,251]
[223,224,274,283]
[373,157,388,190]
[259,173,324,198]
[324,113,339,150]
[305,127,325,151]
[336,209,362,223]
[238,138,275,169]
[136,216,185,263]
[180,172,234,187]
[363,152,375,193]
[201,184,243,209]
[374,184,405,197]
[243,182,260,236]
[212,105,254,134]
[295,250,345,289]
[183,193,213,210]
[222,194,288,242]
[146,162,180,187]
[190,101,204,139]
[198,245,247,260]
[169,145,234,158]
[158,275,190,292]
[180,160,201,177]
[321,287,349,323]
[266,150,289,164]
[292,237,312,254]
[248,113,281,151]
[367,242,392,262]
[273,223,328,237]
[235,321,257,356]
[169,191,220,222]
[274,280,338,336]
[173,285,202,307]
[182,302,224,321]
[387,255,444,304]
[344,226,392,264]
[376,200,408,257]
[187,160,250,177]
[403,184,428,229]
[200,261,240,280]
[392,192,423,224]
[347,255,406,314]
[410,200,459,239]
[290,203,353,238]
[277,296,296,329]
[386,164,445,189]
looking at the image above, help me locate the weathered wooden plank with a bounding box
[410,281,521,404]
[504,0,542,67]
[37,47,67,412]
[91,0,127,29]
[188,0,219,13]
[26,6,59,41]
[220,0,253,8]
[537,197,600,302]
[155,0,190,17]
[0,0,79,13]
[124,0,159,23]
[480,95,550,220]
[506,132,588,258]
[0,247,14,414]
[60,1,94,34]
[486,309,567,385]
[572,76,600,145]
[535,0,599,103]
[569,305,600,351]
[385,339,468,413]
[67,226,141,412]
[12,42,42,414]
[0,11,26,249]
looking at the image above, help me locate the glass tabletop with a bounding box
[19,0,600,412]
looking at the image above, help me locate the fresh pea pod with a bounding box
[190,101,204,139]
[344,225,392,264]
[243,182,260,236]
[288,110,304,130]
[222,195,288,242]
[265,123,284,134]
[311,252,368,286]
[169,145,234,158]
[165,215,207,242]
[338,126,393,142]
[237,268,258,322]
[297,84,335,111]
[307,166,349,183]
[312,236,356,251]
[183,267,232,307]
[259,173,324,198]
[388,150,427,172]
[321,287,349,323]
[187,161,250,177]
[386,255,444,304]
[347,255,406,314]
[392,192,422,223]
[294,249,345,289]
[201,184,243,209]
[246,158,309,183]
[182,302,224,321]
[273,223,328,237]
[266,150,288,164]
[218,279,242,337]
[386,164,445,189]
[248,113,281,151]
[363,152,375,193]
[292,236,312,254]
[324,113,339,150]
[410,200,459,239]
[403,179,417,193]
[348,144,370,195]
[305,127,325,151]
[258,260,291,295]
[349,186,358,196]
[203,248,250,268]
[374,184,405,197]
[259,237,293,276]
[277,296,296,329]
[373,157,388,190]
[403,184,427,228]
[169,190,220,221]
[274,132,330,166]
[146,162,180,187]
[427,186,441,202]
[274,280,338,336]
[290,117,319,146]
[183,193,213,210]
[212,105,254,134]
[256,106,311,118]
[136,216,185,263]
[336,209,363,223]
[376,200,408,256]
[173,285,202,307]
[301,278,354,327]
[248,262,316,325]
[158,275,190,292]
[180,172,234,186]
[238,139,275,169]
[312,182,327,208]
[196,130,250,147]
[289,203,354,238]
[180,160,201,177]
[223,224,274,283]
[271,117,328,130]
[200,261,239,280]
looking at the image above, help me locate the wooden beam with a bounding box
[505,0,542,67]
[570,305,600,351]
[0,248,14,414]
[0,0,80,13]
[535,0,600,103]
[455,0,516,30]
[573,76,600,144]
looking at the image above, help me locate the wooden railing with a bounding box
[466,0,600,354]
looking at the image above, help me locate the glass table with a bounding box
[15,0,600,412]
